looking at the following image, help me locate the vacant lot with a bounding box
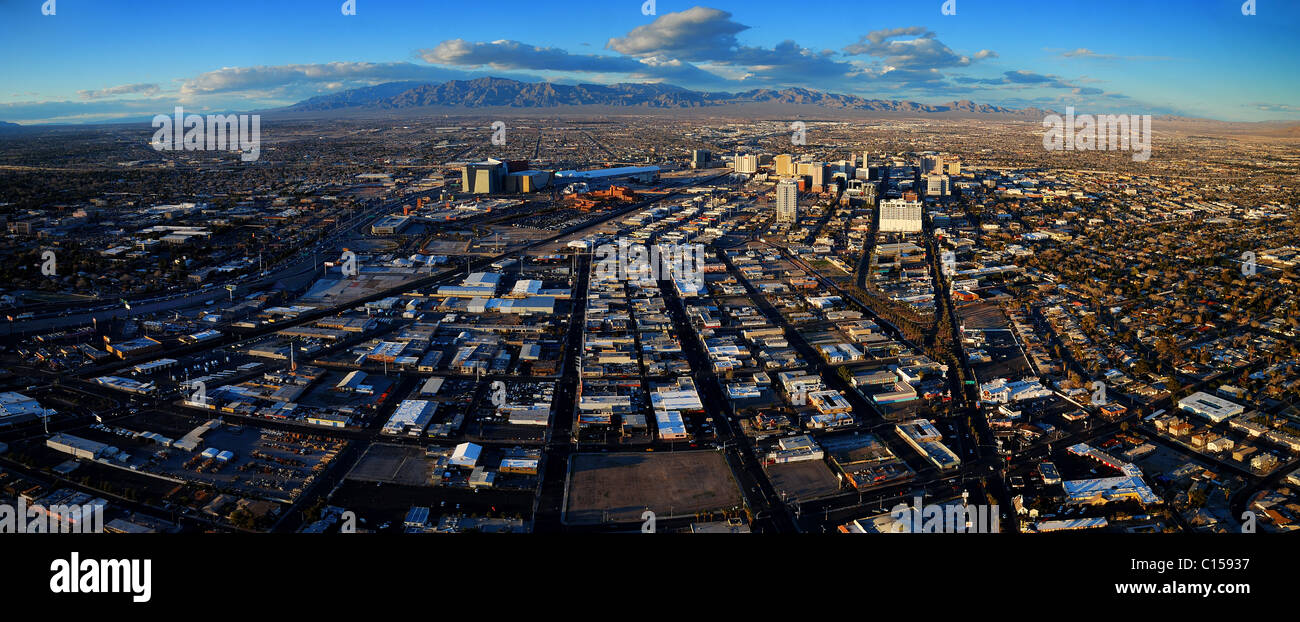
[959,302,1010,331]
[765,460,841,501]
[564,451,742,525]
[346,443,432,487]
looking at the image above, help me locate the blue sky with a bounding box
[1,0,1297,124]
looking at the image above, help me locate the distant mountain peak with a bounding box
[281,77,1048,118]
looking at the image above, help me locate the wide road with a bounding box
[656,268,797,533]
[532,252,590,532]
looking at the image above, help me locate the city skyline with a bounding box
[2,0,1298,124]
[4,0,1300,611]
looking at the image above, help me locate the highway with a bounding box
[4,198,398,336]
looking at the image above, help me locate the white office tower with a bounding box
[776,179,799,223]
[734,153,759,174]
[926,174,950,198]
[879,198,923,232]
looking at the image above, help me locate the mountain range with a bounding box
[283,77,1052,118]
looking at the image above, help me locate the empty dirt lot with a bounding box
[765,460,841,501]
[346,443,432,486]
[564,451,742,525]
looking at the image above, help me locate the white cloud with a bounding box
[606,6,748,61]
[77,83,161,100]
[178,62,465,97]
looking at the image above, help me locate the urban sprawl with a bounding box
[1,115,1298,534]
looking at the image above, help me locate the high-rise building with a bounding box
[926,174,950,198]
[775,154,795,177]
[879,196,923,232]
[861,182,879,205]
[921,155,944,175]
[776,178,799,223]
[834,160,856,180]
[691,150,712,169]
[797,162,826,189]
[943,160,961,176]
[734,153,758,174]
